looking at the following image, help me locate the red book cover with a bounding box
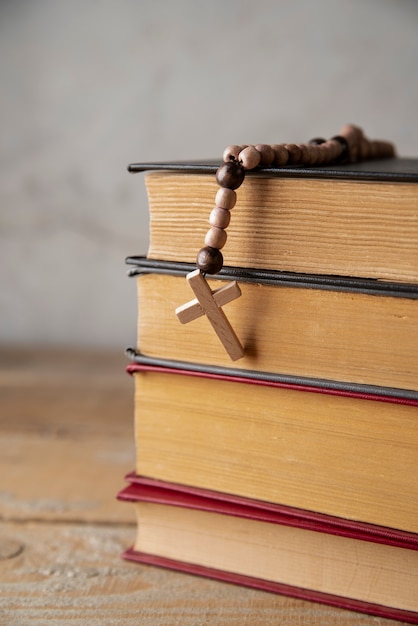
[118,477,418,624]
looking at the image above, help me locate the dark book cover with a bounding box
[127,157,418,182]
[126,349,418,403]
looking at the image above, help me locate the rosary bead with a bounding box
[331,135,349,163]
[209,207,231,229]
[285,144,303,165]
[358,138,371,160]
[216,161,245,190]
[303,143,318,166]
[255,144,275,166]
[317,144,331,165]
[215,187,237,210]
[271,144,289,166]
[309,144,322,165]
[378,140,396,158]
[367,141,380,160]
[196,246,224,274]
[223,145,242,162]
[316,144,331,165]
[325,143,338,163]
[322,140,341,161]
[326,142,340,161]
[238,145,261,170]
[339,124,364,162]
[334,140,345,159]
[296,143,310,164]
[205,226,227,249]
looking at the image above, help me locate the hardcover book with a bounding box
[128,157,418,282]
[126,359,418,534]
[118,476,418,624]
[127,256,418,391]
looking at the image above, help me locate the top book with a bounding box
[129,158,418,283]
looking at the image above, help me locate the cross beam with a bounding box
[175,269,244,361]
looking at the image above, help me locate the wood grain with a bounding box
[179,270,244,361]
[0,347,410,624]
[0,347,135,524]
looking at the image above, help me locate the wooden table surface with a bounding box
[0,347,410,625]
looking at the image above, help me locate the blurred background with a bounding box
[1,0,417,349]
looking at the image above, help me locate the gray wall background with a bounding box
[1,0,417,348]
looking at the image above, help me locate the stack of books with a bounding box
[118,156,418,623]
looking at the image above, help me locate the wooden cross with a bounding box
[175,269,244,361]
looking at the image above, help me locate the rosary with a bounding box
[175,124,396,361]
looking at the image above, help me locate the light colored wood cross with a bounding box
[175,269,244,361]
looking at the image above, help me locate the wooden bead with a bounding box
[333,139,345,159]
[316,144,331,165]
[369,140,391,159]
[367,141,380,160]
[296,143,309,164]
[196,246,223,274]
[215,187,237,210]
[271,144,289,166]
[330,139,344,160]
[223,145,242,162]
[324,142,338,162]
[255,144,275,166]
[321,140,341,162]
[209,207,231,229]
[308,144,321,165]
[216,161,245,190]
[379,140,396,158]
[238,146,261,170]
[316,141,331,163]
[331,135,349,163]
[309,143,322,165]
[339,124,364,162]
[302,143,318,166]
[205,226,227,249]
[358,138,371,160]
[215,187,237,211]
[339,123,363,147]
[285,144,302,165]
[318,144,331,165]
